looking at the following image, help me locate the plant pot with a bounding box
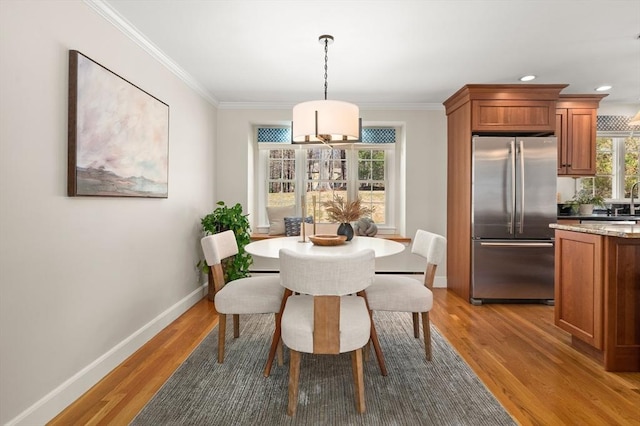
[578,204,594,215]
[337,223,354,241]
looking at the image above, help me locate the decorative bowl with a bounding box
[308,234,347,246]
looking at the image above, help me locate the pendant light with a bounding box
[292,35,361,145]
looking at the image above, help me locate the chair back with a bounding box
[279,248,375,295]
[411,229,446,265]
[201,230,240,294]
[201,230,239,266]
[411,229,446,289]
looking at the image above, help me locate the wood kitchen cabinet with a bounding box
[472,99,558,133]
[442,84,567,301]
[556,94,607,176]
[553,226,640,371]
[554,230,603,348]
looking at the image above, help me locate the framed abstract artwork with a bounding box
[68,50,169,197]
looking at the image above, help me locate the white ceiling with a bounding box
[100,0,639,108]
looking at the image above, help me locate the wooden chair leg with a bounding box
[264,290,292,377]
[233,314,240,338]
[277,339,284,366]
[422,311,432,361]
[218,314,226,363]
[287,349,301,416]
[263,317,281,377]
[368,314,388,376]
[412,312,420,338]
[363,339,370,361]
[275,311,284,366]
[358,291,387,376]
[351,348,366,413]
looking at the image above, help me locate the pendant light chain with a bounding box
[323,37,329,100]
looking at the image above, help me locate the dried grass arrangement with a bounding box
[322,195,373,223]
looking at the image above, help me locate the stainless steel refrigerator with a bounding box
[471,136,557,305]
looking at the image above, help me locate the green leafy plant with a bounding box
[571,189,605,207]
[198,201,253,282]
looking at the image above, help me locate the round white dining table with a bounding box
[245,236,406,259]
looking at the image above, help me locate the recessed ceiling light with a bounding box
[595,85,612,91]
[519,75,536,82]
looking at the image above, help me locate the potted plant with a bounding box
[567,189,605,215]
[198,201,253,300]
[322,195,373,241]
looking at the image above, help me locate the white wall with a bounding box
[598,103,638,117]
[0,1,217,424]
[216,107,448,278]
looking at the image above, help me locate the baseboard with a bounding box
[6,283,208,426]
[433,276,447,288]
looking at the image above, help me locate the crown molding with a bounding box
[218,102,444,111]
[83,0,219,107]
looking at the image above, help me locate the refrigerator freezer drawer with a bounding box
[472,240,554,301]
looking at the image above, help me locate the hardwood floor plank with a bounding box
[48,299,218,426]
[49,289,640,426]
[430,290,640,426]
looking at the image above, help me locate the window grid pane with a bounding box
[624,136,639,198]
[304,148,347,222]
[267,148,296,208]
[594,137,614,198]
[358,148,386,224]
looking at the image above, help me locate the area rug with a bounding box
[131,311,515,425]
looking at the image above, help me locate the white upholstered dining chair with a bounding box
[201,230,284,363]
[365,229,446,360]
[279,248,375,416]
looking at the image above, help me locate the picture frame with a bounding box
[68,50,169,197]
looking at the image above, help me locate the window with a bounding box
[582,116,640,201]
[256,127,398,233]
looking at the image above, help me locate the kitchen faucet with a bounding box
[632,181,639,215]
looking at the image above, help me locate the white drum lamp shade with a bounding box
[292,35,361,144]
[292,100,360,143]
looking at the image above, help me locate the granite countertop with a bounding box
[550,223,640,238]
[557,214,640,221]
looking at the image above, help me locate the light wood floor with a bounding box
[49,289,640,425]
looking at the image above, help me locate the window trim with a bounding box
[254,127,400,234]
[595,131,639,202]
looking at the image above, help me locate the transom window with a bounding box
[256,127,398,232]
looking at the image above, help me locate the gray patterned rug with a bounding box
[131,311,515,425]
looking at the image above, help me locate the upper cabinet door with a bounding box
[556,94,607,176]
[471,100,557,133]
[566,108,597,175]
[556,107,597,176]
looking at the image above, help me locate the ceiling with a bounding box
[100,0,639,108]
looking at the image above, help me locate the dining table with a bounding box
[245,235,406,259]
[246,235,406,378]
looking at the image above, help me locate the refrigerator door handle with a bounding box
[509,140,516,235]
[480,242,554,247]
[518,140,525,234]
